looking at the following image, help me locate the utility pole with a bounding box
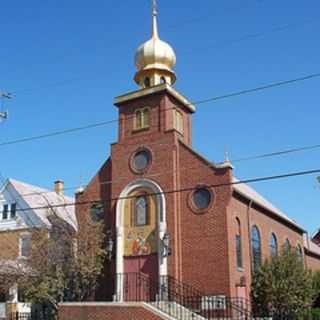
[0,92,12,121]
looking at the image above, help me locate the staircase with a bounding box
[118,273,252,320]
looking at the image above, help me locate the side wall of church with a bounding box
[305,252,320,271]
[227,192,305,300]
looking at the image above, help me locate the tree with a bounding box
[251,247,314,318]
[312,271,320,308]
[0,211,106,318]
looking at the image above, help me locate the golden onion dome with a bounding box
[134,1,177,87]
[135,33,176,72]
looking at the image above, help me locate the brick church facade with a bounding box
[73,1,320,313]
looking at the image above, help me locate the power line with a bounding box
[9,10,317,96]
[3,167,320,214]
[181,16,318,56]
[230,143,320,164]
[13,138,320,199]
[1,71,319,148]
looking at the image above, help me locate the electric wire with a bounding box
[1,167,319,214]
[1,71,320,148]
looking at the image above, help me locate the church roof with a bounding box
[304,237,320,257]
[7,179,77,231]
[232,177,304,232]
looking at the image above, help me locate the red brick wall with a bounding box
[75,158,114,300]
[75,86,320,306]
[59,303,165,320]
[177,142,233,296]
[227,192,305,300]
[305,251,320,271]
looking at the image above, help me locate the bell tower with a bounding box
[114,1,195,147]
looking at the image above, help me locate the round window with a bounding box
[132,149,151,172]
[192,188,212,210]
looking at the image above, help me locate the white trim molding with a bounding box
[115,178,167,302]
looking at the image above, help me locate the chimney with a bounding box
[54,180,64,195]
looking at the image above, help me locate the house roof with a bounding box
[232,177,304,232]
[8,179,77,231]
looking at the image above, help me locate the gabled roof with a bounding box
[7,179,77,231]
[232,177,304,232]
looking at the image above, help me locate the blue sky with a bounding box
[0,0,319,234]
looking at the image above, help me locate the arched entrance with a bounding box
[115,179,167,302]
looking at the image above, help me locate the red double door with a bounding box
[123,253,159,302]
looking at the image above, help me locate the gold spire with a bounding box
[152,0,159,39]
[134,0,177,88]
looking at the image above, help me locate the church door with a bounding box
[122,191,159,302]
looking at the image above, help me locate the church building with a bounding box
[71,2,320,317]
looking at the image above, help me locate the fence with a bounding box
[9,310,55,320]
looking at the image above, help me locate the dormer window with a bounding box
[134,107,150,131]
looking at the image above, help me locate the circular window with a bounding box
[132,149,151,173]
[192,188,212,211]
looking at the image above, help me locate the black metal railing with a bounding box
[116,273,252,319]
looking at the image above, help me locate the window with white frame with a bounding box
[10,203,17,219]
[1,203,17,220]
[20,234,31,258]
[2,204,8,220]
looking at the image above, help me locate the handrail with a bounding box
[117,272,252,319]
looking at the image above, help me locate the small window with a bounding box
[20,234,31,258]
[134,108,150,130]
[269,233,278,257]
[135,196,148,226]
[174,110,184,135]
[160,76,166,84]
[236,218,243,269]
[144,77,151,88]
[10,203,17,219]
[2,204,8,220]
[251,226,261,272]
[296,244,303,259]
[192,188,212,210]
[90,203,104,223]
[132,149,151,173]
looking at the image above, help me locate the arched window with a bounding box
[160,76,166,84]
[284,238,291,250]
[174,110,184,135]
[269,233,278,258]
[296,244,303,260]
[236,218,243,269]
[251,225,262,272]
[90,203,104,223]
[134,108,150,130]
[135,196,148,226]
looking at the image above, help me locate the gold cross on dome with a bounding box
[152,0,158,16]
